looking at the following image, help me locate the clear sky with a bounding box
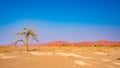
[0,0,120,45]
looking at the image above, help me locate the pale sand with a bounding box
[24,58,31,59]
[0,55,18,59]
[101,58,111,62]
[29,52,53,55]
[112,62,120,65]
[93,52,107,56]
[74,60,91,66]
[56,52,83,58]
[0,53,18,59]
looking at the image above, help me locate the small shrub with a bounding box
[117,58,120,60]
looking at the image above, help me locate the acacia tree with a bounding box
[16,27,39,51]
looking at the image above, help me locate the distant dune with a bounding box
[33,40,120,47]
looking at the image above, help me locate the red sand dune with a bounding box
[33,40,120,46]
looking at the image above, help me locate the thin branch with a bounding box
[16,32,26,37]
[10,39,24,46]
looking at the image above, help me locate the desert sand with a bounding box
[0,46,120,68]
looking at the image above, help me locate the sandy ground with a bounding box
[0,46,120,68]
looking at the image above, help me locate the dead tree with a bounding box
[16,27,39,51]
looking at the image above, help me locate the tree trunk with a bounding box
[25,35,28,51]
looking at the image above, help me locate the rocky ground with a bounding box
[0,46,120,68]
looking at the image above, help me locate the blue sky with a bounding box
[0,0,120,45]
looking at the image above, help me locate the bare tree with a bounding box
[10,39,24,46]
[16,27,39,51]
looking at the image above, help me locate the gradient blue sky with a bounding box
[0,0,120,45]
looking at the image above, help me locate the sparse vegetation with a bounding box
[117,58,120,60]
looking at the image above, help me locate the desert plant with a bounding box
[16,27,39,51]
[117,58,120,60]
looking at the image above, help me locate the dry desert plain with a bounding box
[0,46,120,68]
